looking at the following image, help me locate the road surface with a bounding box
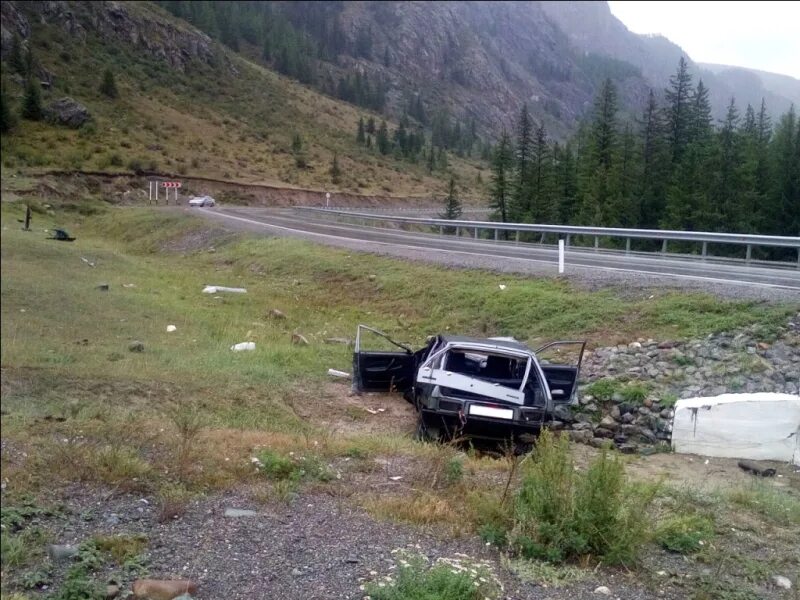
[196,207,800,300]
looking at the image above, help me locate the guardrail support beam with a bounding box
[595,236,600,252]
[746,244,752,263]
[455,226,460,237]
[474,227,479,239]
[702,241,708,258]
[515,231,520,244]
[565,234,571,248]
[625,238,631,254]
[661,239,668,254]
[494,229,498,241]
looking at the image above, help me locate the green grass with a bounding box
[727,481,800,526]
[655,514,715,554]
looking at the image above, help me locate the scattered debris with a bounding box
[231,342,256,352]
[368,274,377,281]
[593,586,611,596]
[202,285,247,294]
[268,308,286,319]
[128,341,145,353]
[738,460,777,477]
[224,508,257,518]
[327,368,351,378]
[47,228,75,242]
[166,325,177,333]
[132,579,198,600]
[324,337,352,346]
[96,283,110,291]
[81,257,96,267]
[498,284,507,290]
[388,476,403,481]
[292,333,309,346]
[123,283,136,288]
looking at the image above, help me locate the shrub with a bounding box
[511,430,657,565]
[444,457,464,485]
[366,553,501,600]
[655,514,714,554]
[584,378,621,401]
[620,383,649,403]
[256,449,333,483]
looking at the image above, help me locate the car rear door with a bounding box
[535,341,586,403]
[352,325,416,393]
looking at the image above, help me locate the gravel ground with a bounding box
[195,208,800,303]
[29,486,682,600]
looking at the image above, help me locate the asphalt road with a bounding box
[197,207,800,299]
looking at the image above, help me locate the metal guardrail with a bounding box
[297,207,800,265]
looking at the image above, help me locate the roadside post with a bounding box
[326,192,331,208]
[558,239,565,274]
[161,181,182,204]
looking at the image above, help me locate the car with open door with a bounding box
[352,325,585,446]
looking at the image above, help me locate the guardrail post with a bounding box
[595,236,599,252]
[456,226,460,237]
[661,239,668,254]
[474,227,479,239]
[439,225,443,235]
[702,241,708,258]
[625,238,631,254]
[494,229,498,241]
[565,234,570,248]
[515,231,520,245]
[745,244,752,263]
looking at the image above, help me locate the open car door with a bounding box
[535,341,586,403]
[352,325,416,393]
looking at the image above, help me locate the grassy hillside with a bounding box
[0,2,487,200]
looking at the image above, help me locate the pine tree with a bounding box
[530,122,554,222]
[553,142,579,224]
[0,86,12,133]
[688,79,712,144]
[767,105,800,236]
[710,98,744,232]
[440,176,462,221]
[376,120,390,155]
[665,57,694,163]
[426,144,435,174]
[366,116,376,135]
[638,89,669,228]
[291,132,303,154]
[99,69,118,99]
[330,153,342,184]
[21,78,43,121]
[511,104,533,220]
[489,130,514,226]
[9,35,26,75]
[579,78,620,226]
[356,117,365,144]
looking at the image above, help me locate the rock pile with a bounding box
[559,314,799,452]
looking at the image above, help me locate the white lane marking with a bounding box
[202,209,800,291]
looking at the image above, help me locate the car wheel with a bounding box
[415,413,440,442]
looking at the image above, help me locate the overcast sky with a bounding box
[607,1,800,79]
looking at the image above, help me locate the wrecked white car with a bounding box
[352,325,585,445]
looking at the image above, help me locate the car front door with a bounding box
[535,341,586,403]
[352,325,416,393]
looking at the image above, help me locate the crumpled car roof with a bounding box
[437,335,532,353]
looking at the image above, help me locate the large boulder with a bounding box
[46,97,90,128]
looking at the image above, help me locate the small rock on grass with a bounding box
[48,544,78,561]
[594,586,611,595]
[268,308,286,320]
[224,508,257,518]
[132,579,197,600]
[772,575,792,590]
[128,341,145,352]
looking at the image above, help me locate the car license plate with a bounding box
[469,405,513,420]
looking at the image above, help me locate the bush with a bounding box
[655,514,714,553]
[584,378,620,401]
[366,553,501,600]
[444,457,464,485]
[256,449,333,483]
[511,430,657,565]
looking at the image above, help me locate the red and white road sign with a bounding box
[161,181,182,188]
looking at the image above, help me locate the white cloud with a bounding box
[608,1,800,79]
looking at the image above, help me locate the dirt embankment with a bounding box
[17,170,440,208]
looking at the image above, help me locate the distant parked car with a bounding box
[188,195,215,207]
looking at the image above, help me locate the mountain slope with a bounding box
[0,1,485,199]
[542,1,799,118]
